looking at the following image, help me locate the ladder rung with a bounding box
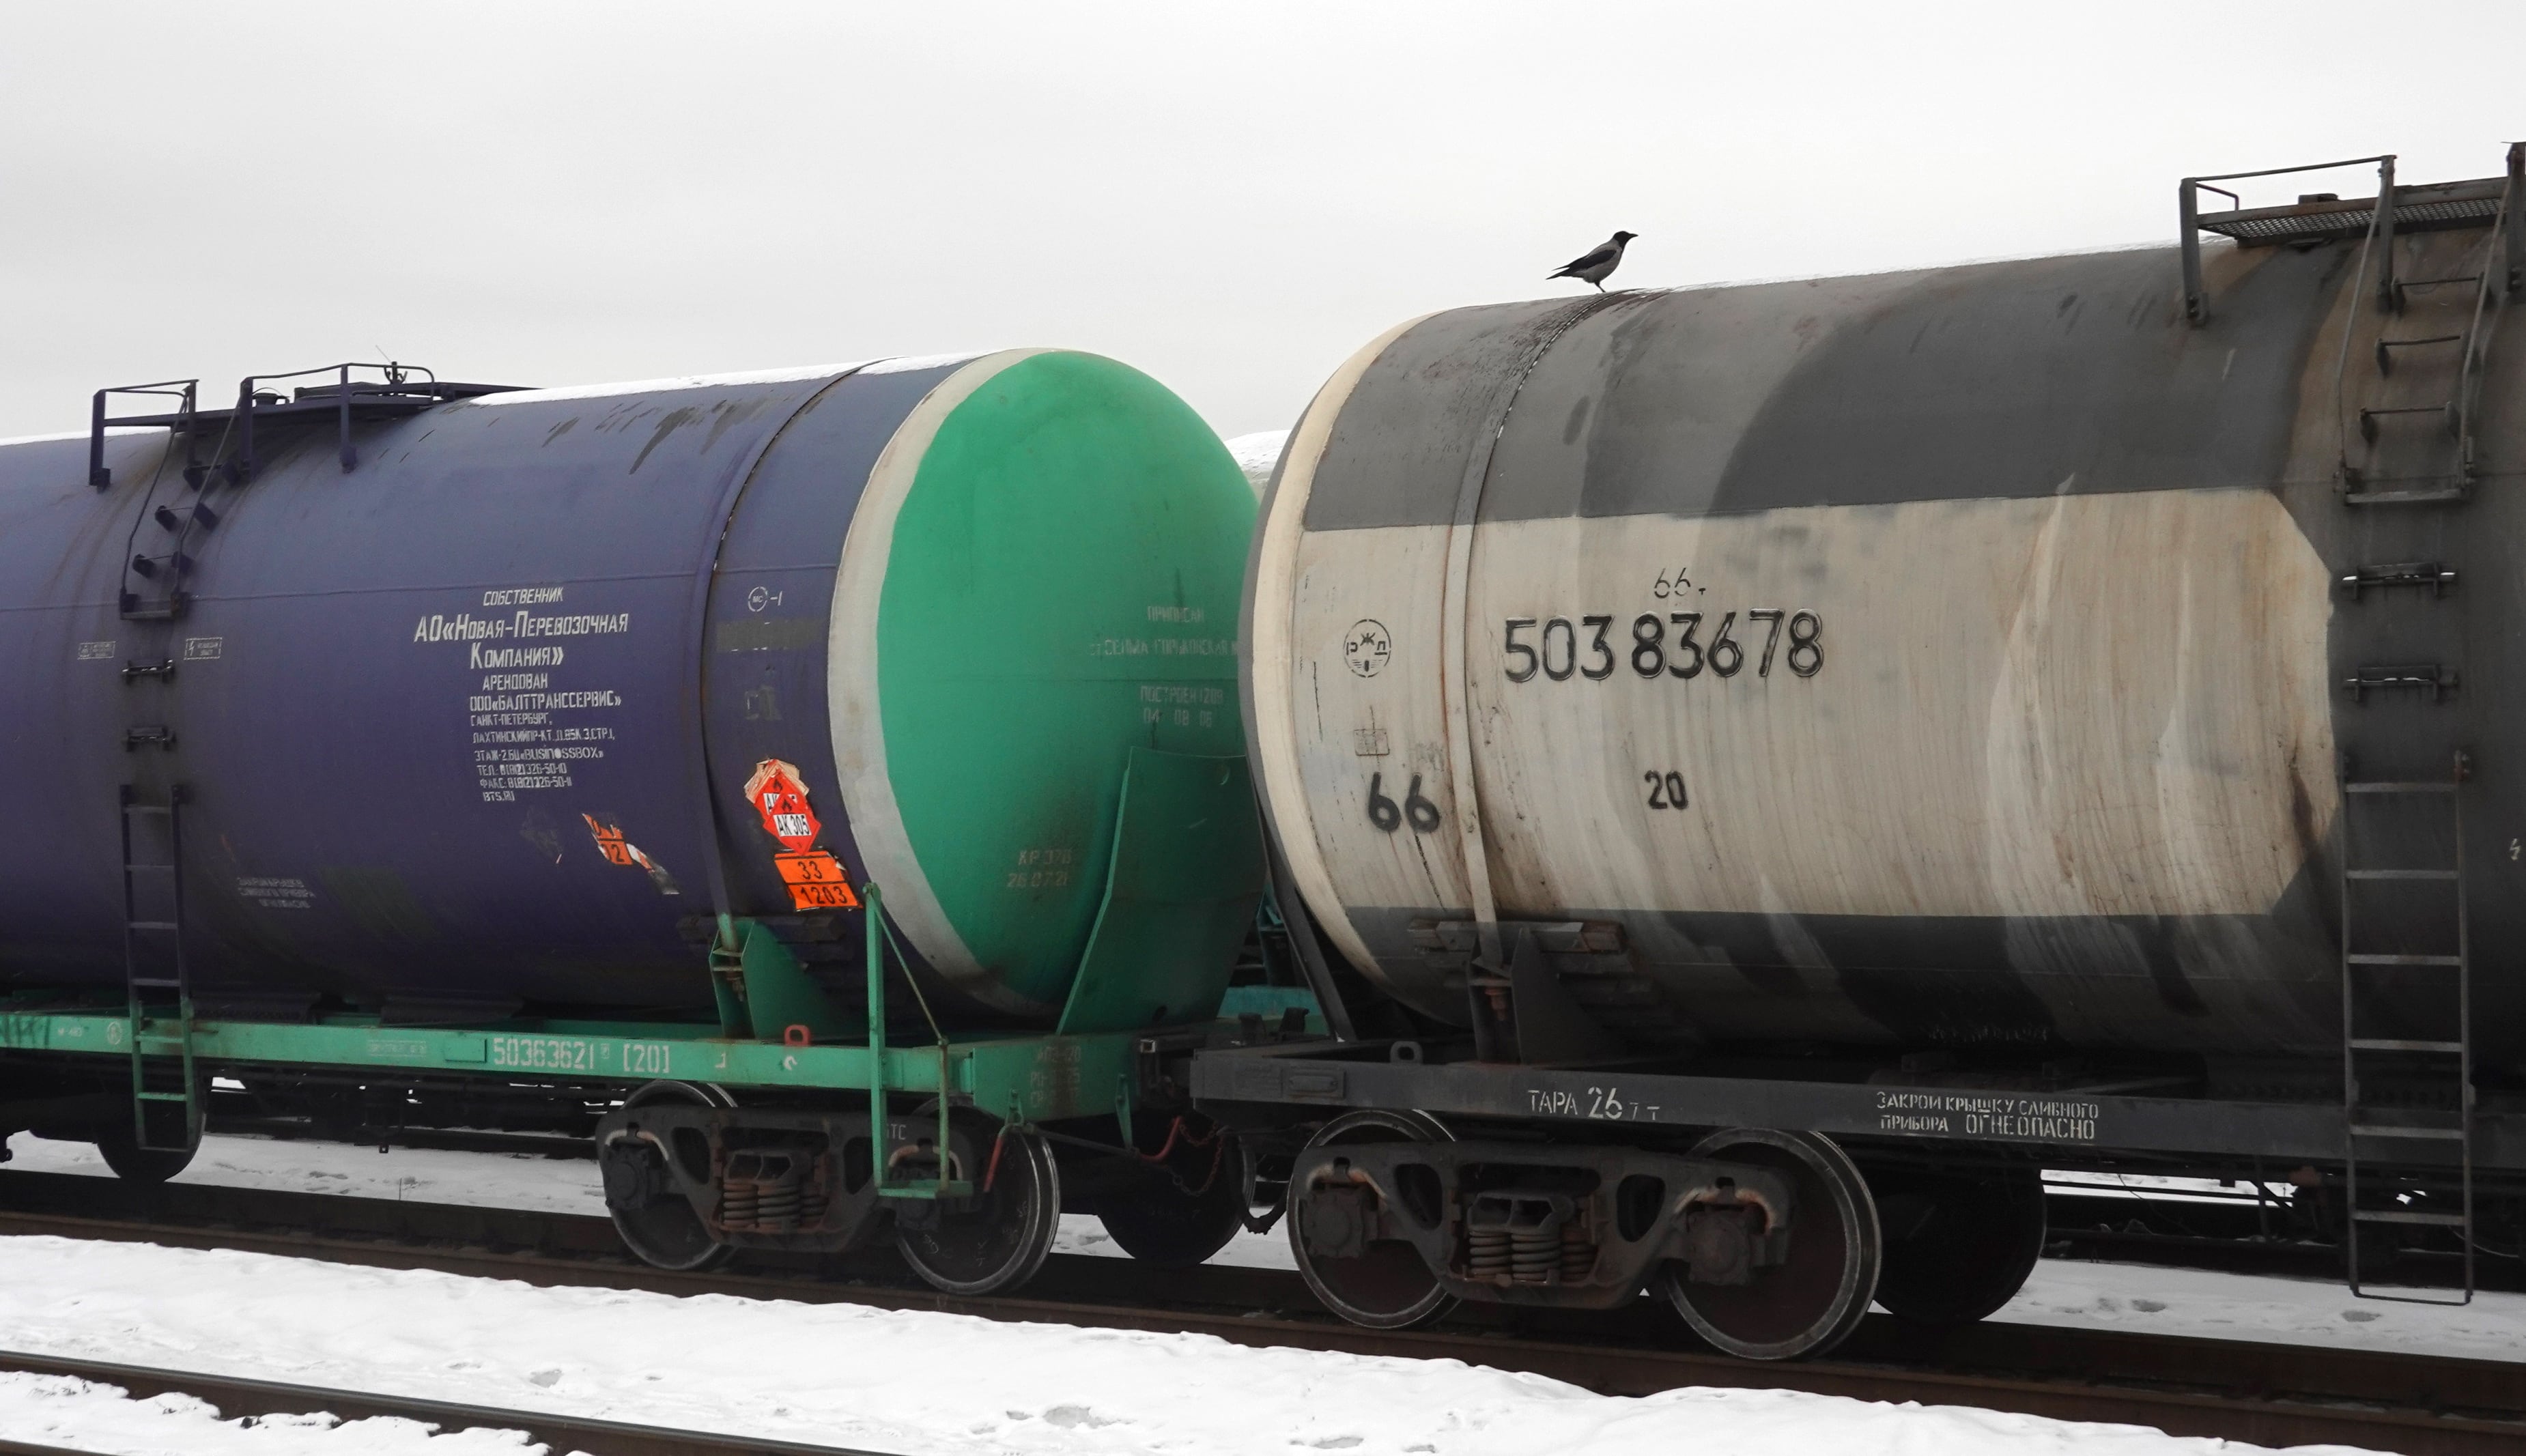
[125,921,180,932]
[2343,487,2471,505]
[122,805,175,816]
[2343,781,2458,794]
[2345,869,2459,881]
[2348,1038,2466,1053]
[128,977,184,988]
[133,1091,193,1103]
[2355,1209,2468,1227]
[2346,954,2463,966]
[2348,1122,2467,1140]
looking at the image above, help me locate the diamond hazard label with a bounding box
[744,758,821,854]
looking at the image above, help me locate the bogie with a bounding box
[1283,1113,1879,1360]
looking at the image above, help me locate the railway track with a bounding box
[0,1348,886,1456]
[0,1169,2517,1455]
[224,1117,2526,1291]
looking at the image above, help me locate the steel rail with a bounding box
[193,1115,2526,1291]
[0,1349,889,1456]
[0,1172,2519,1455]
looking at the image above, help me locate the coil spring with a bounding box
[756,1180,801,1231]
[1466,1224,1512,1279]
[1561,1218,1593,1281]
[1509,1224,1560,1285]
[719,1152,827,1232]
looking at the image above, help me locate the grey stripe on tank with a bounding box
[1301,244,2343,531]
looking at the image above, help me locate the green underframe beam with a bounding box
[0,1006,1140,1126]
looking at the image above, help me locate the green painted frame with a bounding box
[0,999,1140,1128]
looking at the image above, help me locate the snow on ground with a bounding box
[0,1131,1304,1270]
[0,1371,530,1452]
[12,1131,2523,1362]
[0,1235,2397,1456]
[6,1130,604,1216]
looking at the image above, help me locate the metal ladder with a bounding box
[119,784,200,1153]
[2336,145,2518,505]
[96,378,218,1156]
[107,382,220,623]
[2331,185,2486,1294]
[2337,755,2475,1303]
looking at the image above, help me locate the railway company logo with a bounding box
[1344,619,1391,678]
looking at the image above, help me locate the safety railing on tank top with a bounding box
[232,362,442,479]
[2179,153,2398,328]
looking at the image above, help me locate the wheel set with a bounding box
[1284,1111,2043,1361]
[595,1085,1259,1300]
[591,1081,2044,1358]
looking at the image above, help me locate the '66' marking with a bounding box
[1527,1086,1662,1123]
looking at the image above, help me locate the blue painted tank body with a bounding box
[0,362,963,1020]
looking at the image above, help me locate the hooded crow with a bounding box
[1550,231,1636,291]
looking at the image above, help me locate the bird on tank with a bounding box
[1550,230,1636,290]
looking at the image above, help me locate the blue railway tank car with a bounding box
[0,354,1252,1027]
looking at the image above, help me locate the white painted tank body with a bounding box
[1244,229,2526,1064]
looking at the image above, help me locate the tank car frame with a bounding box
[1194,145,2526,1358]
[1186,882,2526,1356]
[1,145,2521,1365]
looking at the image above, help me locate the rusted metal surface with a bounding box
[1247,219,2523,1066]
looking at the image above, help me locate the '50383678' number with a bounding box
[1503,610,1820,683]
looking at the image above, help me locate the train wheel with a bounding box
[1867,1163,2045,1325]
[894,1111,1060,1296]
[1289,1109,1458,1330]
[94,1130,195,1184]
[600,1081,735,1272]
[1096,1129,1249,1268]
[1659,1129,1880,1360]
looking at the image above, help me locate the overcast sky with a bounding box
[3,1,2518,441]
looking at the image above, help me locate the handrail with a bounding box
[2183,154,2396,326]
[2508,142,2525,296]
[860,883,958,1198]
[89,380,196,490]
[233,362,438,477]
[2450,180,2514,479]
[2331,188,2390,483]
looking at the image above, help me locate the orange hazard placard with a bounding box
[744,758,822,854]
[774,850,859,911]
[586,820,636,866]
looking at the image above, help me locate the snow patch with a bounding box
[459,363,869,407]
[0,1236,2411,1455]
[1225,429,1288,495]
[858,351,993,375]
[14,1130,2523,1366]
[0,1371,533,1452]
[0,427,158,449]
